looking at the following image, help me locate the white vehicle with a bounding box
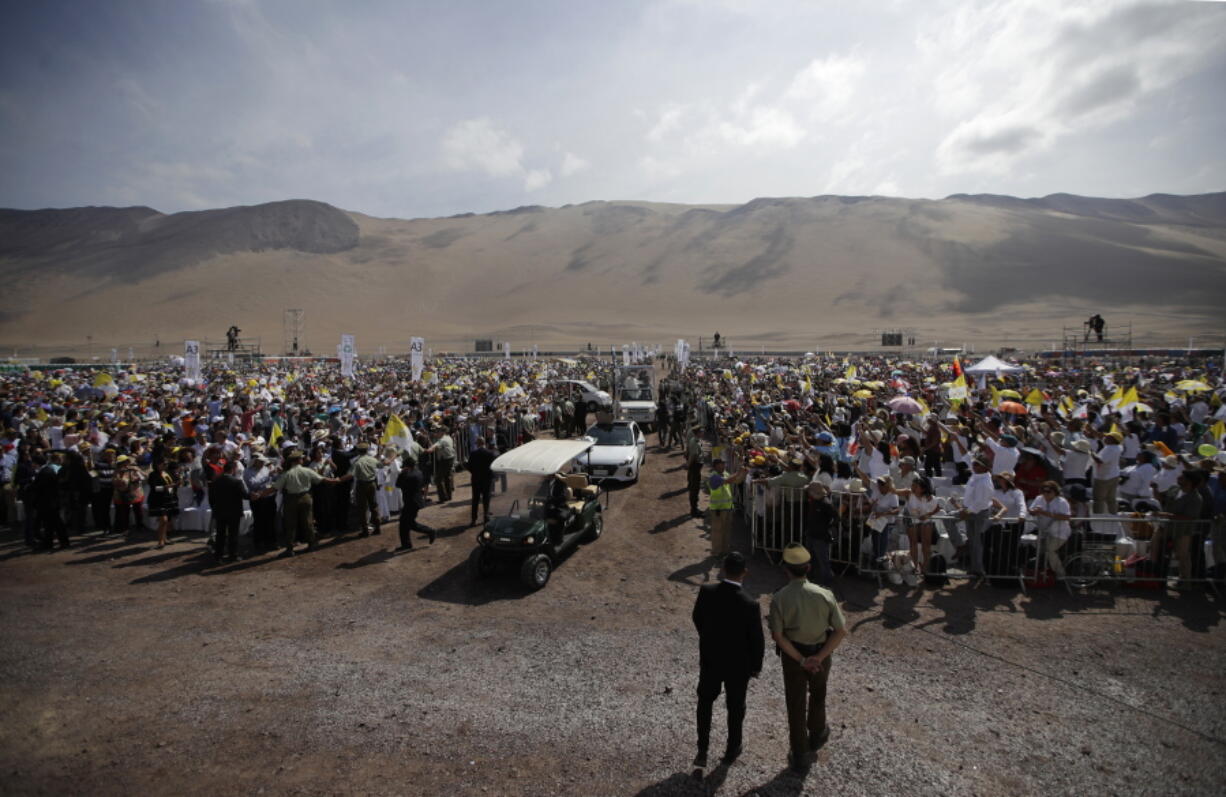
[554,379,612,412]
[581,420,646,483]
[613,366,658,431]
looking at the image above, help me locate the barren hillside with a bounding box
[1,193,1223,355]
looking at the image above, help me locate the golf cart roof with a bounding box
[491,439,596,475]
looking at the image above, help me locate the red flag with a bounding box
[952,356,962,377]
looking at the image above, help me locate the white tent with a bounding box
[962,355,1024,389]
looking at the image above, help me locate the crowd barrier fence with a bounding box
[741,484,1221,596]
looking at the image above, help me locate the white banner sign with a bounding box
[184,340,201,382]
[503,341,511,360]
[410,337,425,382]
[340,334,355,378]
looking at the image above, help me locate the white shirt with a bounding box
[993,488,1027,520]
[1121,433,1141,461]
[1190,401,1209,423]
[1119,462,1157,497]
[906,494,938,520]
[984,438,1019,475]
[963,471,995,513]
[1029,494,1071,540]
[1094,443,1122,480]
[1062,449,1091,481]
[870,488,899,517]
[1153,464,1182,496]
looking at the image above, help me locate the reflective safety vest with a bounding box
[708,472,734,511]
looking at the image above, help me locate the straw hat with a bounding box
[845,478,867,494]
[1072,440,1094,455]
[782,543,811,565]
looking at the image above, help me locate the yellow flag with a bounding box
[775,373,784,388]
[381,413,412,449]
[1120,386,1139,408]
[35,406,49,422]
[948,374,968,404]
[498,382,508,395]
[1108,385,1124,405]
[916,397,931,415]
[1109,422,1122,438]
[1024,388,1044,406]
[845,365,857,380]
[268,422,283,449]
[989,385,1001,408]
[1210,420,1225,442]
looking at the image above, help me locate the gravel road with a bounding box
[2,437,1225,796]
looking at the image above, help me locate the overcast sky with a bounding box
[2,0,1224,218]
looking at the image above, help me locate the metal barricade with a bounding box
[822,496,1220,595]
[747,484,807,563]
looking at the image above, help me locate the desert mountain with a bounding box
[1,193,1223,356]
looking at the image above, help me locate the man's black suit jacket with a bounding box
[692,580,765,679]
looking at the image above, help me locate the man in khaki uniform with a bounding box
[768,543,847,772]
[264,450,350,557]
[351,445,382,536]
[427,427,456,503]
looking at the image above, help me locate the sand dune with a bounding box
[1,193,1223,357]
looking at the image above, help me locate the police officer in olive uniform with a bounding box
[351,446,382,536]
[263,450,350,557]
[768,544,848,772]
[685,425,705,518]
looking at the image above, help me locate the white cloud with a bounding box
[560,151,590,177]
[784,53,866,119]
[523,168,552,191]
[441,118,525,177]
[927,0,1226,176]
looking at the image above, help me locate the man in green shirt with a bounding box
[426,427,456,503]
[351,446,382,536]
[264,450,351,557]
[768,543,847,772]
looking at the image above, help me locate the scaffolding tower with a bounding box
[1060,318,1132,359]
[283,309,305,356]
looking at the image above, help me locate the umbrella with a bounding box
[1176,380,1211,392]
[886,396,923,415]
[997,389,1022,399]
[998,401,1028,415]
[852,389,873,399]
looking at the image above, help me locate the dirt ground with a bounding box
[3,436,1226,796]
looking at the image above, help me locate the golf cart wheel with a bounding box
[521,553,552,590]
[1063,554,1101,589]
[468,547,496,579]
[585,509,603,542]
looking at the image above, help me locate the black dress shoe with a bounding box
[808,725,830,752]
[371,529,381,536]
[691,751,708,768]
[788,752,811,773]
[721,746,742,764]
[359,530,370,537]
[394,544,412,552]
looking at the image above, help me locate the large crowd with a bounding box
[667,353,1226,589]
[2,350,1225,587]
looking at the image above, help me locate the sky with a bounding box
[1,0,1224,218]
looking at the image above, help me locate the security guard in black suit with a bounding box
[691,551,765,769]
